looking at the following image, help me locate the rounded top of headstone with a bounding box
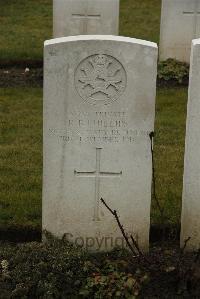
[44,35,158,49]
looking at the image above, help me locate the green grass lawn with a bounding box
[153,87,187,225]
[0,0,52,62]
[0,0,161,62]
[0,88,42,228]
[0,0,186,231]
[0,87,187,229]
[120,0,161,43]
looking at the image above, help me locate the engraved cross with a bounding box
[74,148,122,221]
[72,11,101,33]
[183,0,200,38]
[72,13,101,20]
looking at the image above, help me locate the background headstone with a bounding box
[181,38,200,251]
[53,0,119,38]
[160,0,200,63]
[43,35,157,251]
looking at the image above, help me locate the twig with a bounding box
[149,131,167,243]
[177,237,191,273]
[194,248,200,263]
[130,235,148,262]
[186,247,200,273]
[100,198,137,256]
[100,198,150,264]
[149,132,164,218]
[181,237,191,255]
[181,246,200,290]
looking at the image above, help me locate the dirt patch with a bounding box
[0,67,189,88]
[0,224,180,244]
[139,245,200,298]
[0,60,43,69]
[0,240,199,298]
[0,226,41,243]
[0,68,43,87]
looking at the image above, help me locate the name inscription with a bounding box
[49,111,150,144]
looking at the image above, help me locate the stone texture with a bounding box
[160,0,200,63]
[43,35,157,251]
[181,38,200,251]
[53,0,119,38]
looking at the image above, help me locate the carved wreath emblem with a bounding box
[75,54,127,105]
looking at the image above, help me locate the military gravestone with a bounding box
[181,39,200,251]
[43,35,158,251]
[160,0,200,62]
[53,0,119,38]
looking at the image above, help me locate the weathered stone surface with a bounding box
[43,35,157,251]
[181,38,200,251]
[160,0,200,62]
[53,0,119,37]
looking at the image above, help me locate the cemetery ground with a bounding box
[2,83,199,299]
[1,0,200,298]
[0,87,187,230]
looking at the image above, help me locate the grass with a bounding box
[0,87,187,229]
[0,0,52,62]
[153,87,187,225]
[0,0,186,230]
[0,0,161,63]
[0,88,42,228]
[120,0,161,43]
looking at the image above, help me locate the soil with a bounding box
[0,68,43,87]
[0,67,188,88]
[138,244,200,298]
[0,240,199,298]
[0,223,180,244]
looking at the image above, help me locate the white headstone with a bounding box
[181,39,200,251]
[43,35,157,251]
[53,0,119,38]
[160,0,200,63]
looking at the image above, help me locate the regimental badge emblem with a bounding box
[75,54,127,105]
